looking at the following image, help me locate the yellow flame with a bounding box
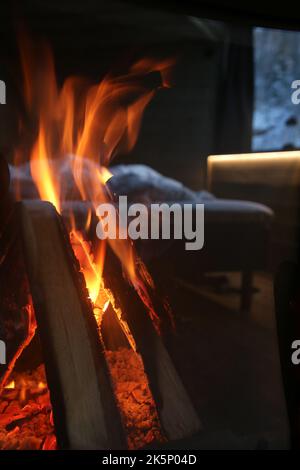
[4,380,15,390]
[30,127,61,212]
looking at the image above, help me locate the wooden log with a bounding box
[101,304,131,352]
[0,217,34,389]
[0,177,35,389]
[18,200,125,450]
[102,245,202,442]
[0,178,43,379]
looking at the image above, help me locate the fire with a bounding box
[6,35,174,450]
[69,229,103,304]
[30,129,61,212]
[4,381,15,390]
[14,35,172,333]
[70,227,137,350]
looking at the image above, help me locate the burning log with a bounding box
[0,171,36,393]
[18,200,125,450]
[2,197,200,449]
[0,201,55,451]
[61,201,201,444]
[102,246,202,442]
[100,306,165,449]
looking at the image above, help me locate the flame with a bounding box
[38,381,47,390]
[30,129,61,212]
[70,229,103,303]
[70,228,137,350]
[14,36,173,337]
[4,380,15,390]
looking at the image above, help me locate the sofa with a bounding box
[9,159,274,313]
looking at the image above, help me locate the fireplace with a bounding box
[0,0,294,454]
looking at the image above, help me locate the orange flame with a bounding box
[4,380,15,390]
[70,229,104,303]
[14,36,174,333]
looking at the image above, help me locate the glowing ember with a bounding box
[0,365,56,450]
[105,348,165,450]
[4,381,15,390]
[0,242,56,450]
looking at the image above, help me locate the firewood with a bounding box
[101,304,131,351]
[102,245,202,442]
[0,213,33,390]
[18,200,125,450]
